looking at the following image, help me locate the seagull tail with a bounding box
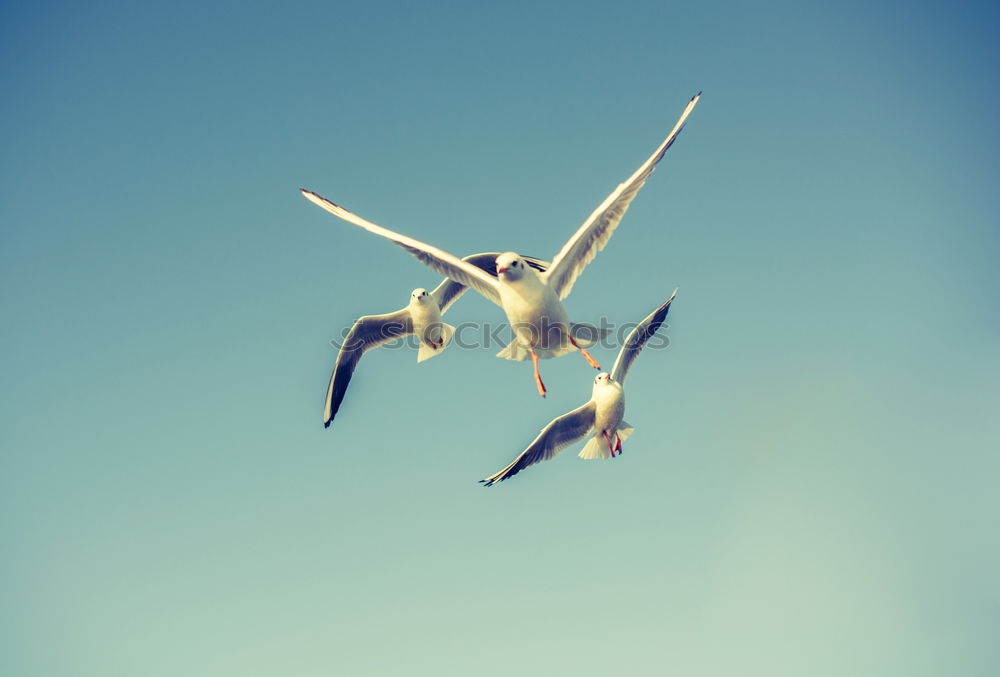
[578,423,635,460]
[417,322,455,363]
[496,340,530,361]
[578,436,611,460]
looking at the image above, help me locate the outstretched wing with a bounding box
[324,310,413,427]
[480,401,596,486]
[543,93,701,299]
[301,189,503,305]
[431,253,550,312]
[610,290,677,386]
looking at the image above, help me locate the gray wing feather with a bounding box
[610,290,677,386]
[544,93,700,299]
[480,401,596,486]
[324,309,413,427]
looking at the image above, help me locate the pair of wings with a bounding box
[324,254,549,427]
[480,290,677,486]
[301,92,699,305]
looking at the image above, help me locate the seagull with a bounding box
[480,290,677,486]
[322,253,548,427]
[302,92,699,397]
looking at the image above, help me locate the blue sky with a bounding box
[2,0,998,675]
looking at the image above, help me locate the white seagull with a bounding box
[302,92,699,397]
[480,290,677,486]
[322,253,548,427]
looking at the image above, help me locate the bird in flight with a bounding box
[302,92,699,397]
[480,290,677,486]
[321,253,547,427]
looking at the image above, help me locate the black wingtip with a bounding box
[301,188,344,210]
[522,256,549,273]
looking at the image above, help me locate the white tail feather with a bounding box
[578,423,636,460]
[578,436,610,460]
[497,339,579,361]
[417,323,455,363]
[496,340,529,361]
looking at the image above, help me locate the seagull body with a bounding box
[589,374,627,457]
[480,290,676,486]
[407,287,451,360]
[496,260,563,350]
[322,253,547,427]
[302,93,700,396]
[493,251,588,359]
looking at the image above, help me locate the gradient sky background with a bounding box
[3,0,999,675]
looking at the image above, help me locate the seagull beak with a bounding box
[497,266,509,274]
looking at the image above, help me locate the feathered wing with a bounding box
[301,189,503,305]
[431,253,550,312]
[324,310,413,427]
[480,401,596,486]
[321,251,549,427]
[543,93,701,299]
[610,289,677,385]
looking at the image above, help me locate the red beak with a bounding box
[497,266,509,274]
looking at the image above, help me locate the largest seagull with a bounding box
[302,92,699,397]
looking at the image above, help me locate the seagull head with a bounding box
[594,372,613,386]
[410,288,430,303]
[495,252,525,280]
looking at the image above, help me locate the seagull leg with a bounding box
[614,432,622,455]
[569,336,601,370]
[604,431,615,457]
[530,348,547,398]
